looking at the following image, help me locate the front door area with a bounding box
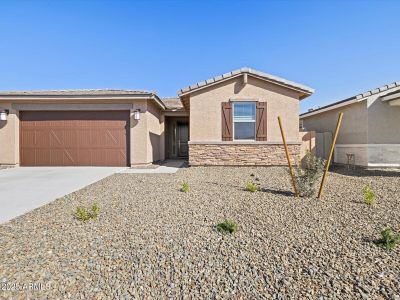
[165,117,189,159]
[177,123,189,157]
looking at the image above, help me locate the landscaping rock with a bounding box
[0,166,399,299]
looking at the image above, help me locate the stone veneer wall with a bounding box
[189,143,300,166]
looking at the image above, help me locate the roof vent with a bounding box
[308,108,314,112]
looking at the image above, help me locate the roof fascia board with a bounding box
[150,95,167,110]
[247,73,313,96]
[381,91,400,102]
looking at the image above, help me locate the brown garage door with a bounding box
[20,111,130,166]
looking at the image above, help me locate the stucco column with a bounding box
[0,103,19,166]
[159,114,165,161]
[130,100,149,166]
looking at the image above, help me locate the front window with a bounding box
[233,102,256,140]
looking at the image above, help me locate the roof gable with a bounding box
[178,67,314,99]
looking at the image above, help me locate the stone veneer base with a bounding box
[189,143,300,166]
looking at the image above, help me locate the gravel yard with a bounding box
[1,166,399,299]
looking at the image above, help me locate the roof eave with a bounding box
[300,97,361,119]
[0,93,167,110]
[301,83,400,118]
[381,91,400,102]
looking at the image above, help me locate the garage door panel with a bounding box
[20,130,36,146]
[91,149,108,166]
[63,149,78,165]
[76,149,92,165]
[20,111,130,166]
[32,130,50,148]
[35,149,51,165]
[55,130,78,148]
[49,130,64,147]
[105,149,127,166]
[20,149,35,166]
[49,149,64,165]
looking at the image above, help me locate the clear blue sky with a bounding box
[1,0,399,112]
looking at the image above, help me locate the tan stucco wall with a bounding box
[189,76,301,143]
[299,131,316,164]
[301,101,368,144]
[146,100,165,163]
[301,96,400,167]
[367,95,400,144]
[0,99,164,166]
[366,95,400,166]
[334,145,368,166]
[130,100,149,165]
[130,99,165,165]
[0,102,19,166]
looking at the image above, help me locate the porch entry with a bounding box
[177,123,189,157]
[165,117,189,159]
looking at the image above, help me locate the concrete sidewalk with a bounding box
[0,167,124,223]
[121,160,186,174]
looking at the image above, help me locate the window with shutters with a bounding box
[233,102,256,140]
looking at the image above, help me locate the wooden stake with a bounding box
[278,116,299,197]
[317,112,343,199]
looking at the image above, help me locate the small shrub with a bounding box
[181,181,190,193]
[246,181,258,192]
[91,202,100,218]
[376,228,400,250]
[217,219,238,234]
[293,151,325,197]
[76,206,90,221]
[363,186,376,205]
[75,203,100,221]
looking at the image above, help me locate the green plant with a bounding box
[75,203,100,221]
[363,186,376,205]
[293,151,325,197]
[181,181,190,193]
[217,219,238,234]
[91,202,100,218]
[376,228,400,250]
[246,181,258,192]
[76,206,90,221]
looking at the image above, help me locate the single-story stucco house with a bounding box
[300,82,400,168]
[0,67,314,167]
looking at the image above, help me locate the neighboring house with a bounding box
[0,67,314,167]
[300,82,400,167]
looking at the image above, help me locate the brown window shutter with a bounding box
[221,102,233,141]
[256,102,267,141]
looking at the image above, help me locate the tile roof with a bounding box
[178,67,314,97]
[161,97,184,110]
[300,81,400,118]
[0,89,155,96]
[0,89,167,110]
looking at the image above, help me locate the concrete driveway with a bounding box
[0,167,125,224]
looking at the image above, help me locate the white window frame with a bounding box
[232,101,257,141]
